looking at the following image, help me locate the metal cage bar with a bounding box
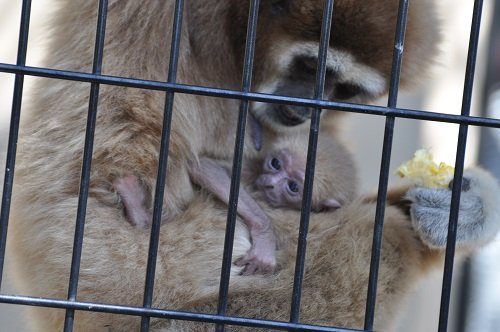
[215,1,260,330]
[140,1,184,330]
[289,0,335,323]
[1,63,498,129]
[438,0,485,331]
[63,1,109,330]
[0,293,362,332]
[458,2,500,330]
[364,0,409,329]
[0,0,32,288]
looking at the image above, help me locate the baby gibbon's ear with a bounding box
[320,198,341,210]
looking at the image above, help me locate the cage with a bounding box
[0,0,499,331]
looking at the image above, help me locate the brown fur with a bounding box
[8,189,489,332]
[12,0,440,223]
[364,184,413,215]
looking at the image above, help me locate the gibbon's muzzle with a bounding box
[273,104,312,126]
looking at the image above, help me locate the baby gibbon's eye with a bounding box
[288,181,299,193]
[270,158,281,170]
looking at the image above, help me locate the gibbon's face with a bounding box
[255,149,305,209]
[228,0,429,129]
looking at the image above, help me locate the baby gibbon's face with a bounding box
[255,149,305,209]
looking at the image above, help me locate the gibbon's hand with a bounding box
[406,168,500,249]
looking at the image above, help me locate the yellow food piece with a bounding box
[395,149,454,188]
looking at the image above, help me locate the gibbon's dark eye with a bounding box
[302,58,317,74]
[334,83,362,100]
[270,157,281,170]
[288,181,299,193]
[270,0,288,15]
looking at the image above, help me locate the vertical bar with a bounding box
[363,0,409,330]
[456,260,471,332]
[140,1,184,331]
[458,3,500,330]
[289,0,334,323]
[63,1,108,330]
[0,0,32,289]
[438,0,484,331]
[215,1,260,331]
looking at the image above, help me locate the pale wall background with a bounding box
[0,1,498,331]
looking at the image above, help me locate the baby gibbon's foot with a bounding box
[406,168,500,249]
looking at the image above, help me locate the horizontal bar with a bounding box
[1,63,499,128]
[0,294,363,332]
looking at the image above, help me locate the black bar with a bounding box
[215,1,260,331]
[0,0,32,289]
[0,294,362,332]
[459,3,500,330]
[1,63,499,129]
[63,1,108,330]
[438,0,484,331]
[289,0,334,323]
[363,0,409,329]
[140,1,184,331]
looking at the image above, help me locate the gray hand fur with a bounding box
[407,168,500,249]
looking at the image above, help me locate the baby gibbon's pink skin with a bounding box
[256,149,341,210]
[112,174,150,228]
